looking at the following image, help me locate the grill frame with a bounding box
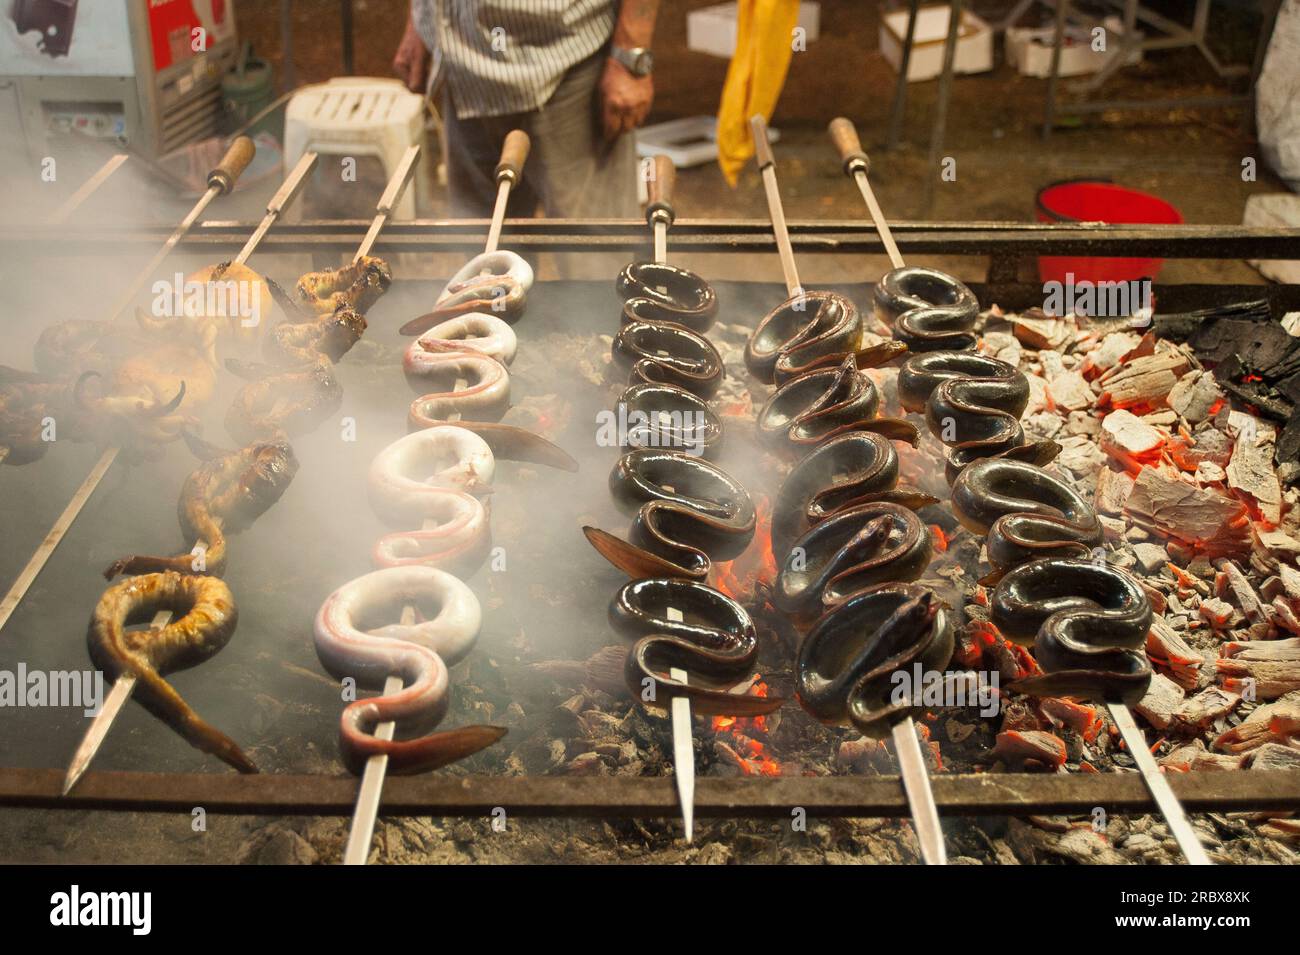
[3,217,1298,826]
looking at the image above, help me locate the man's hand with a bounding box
[599,57,653,142]
[393,15,432,93]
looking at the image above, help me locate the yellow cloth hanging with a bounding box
[715,0,801,187]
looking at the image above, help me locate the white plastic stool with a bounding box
[283,77,429,219]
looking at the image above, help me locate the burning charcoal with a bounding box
[1226,424,1283,525]
[1134,673,1186,730]
[1171,686,1240,731]
[1213,693,1300,753]
[1133,542,1170,575]
[1101,410,1165,469]
[1200,597,1239,630]
[836,736,886,772]
[1046,371,1094,412]
[1258,529,1300,562]
[1216,654,1300,700]
[1097,351,1190,408]
[1124,466,1251,553]
[1196,461,1227,483]
[991,730,1067,771]
[1066,410,1102,437]
[1168,370,1224,424]
[1011,314,1070,351]
[1087,331,1142,372]
[1038,698,1103,741]
[1246,742,1300,771]
[1160,739,1207,770]
[1056,435,1107,479]
[562,752,607,775]
[1146,618,1204,690]
[1095,467,1136,516]
[1215,559,1268,625]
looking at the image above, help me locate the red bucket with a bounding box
[1035,179,1183,285]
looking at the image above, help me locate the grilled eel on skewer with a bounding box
[88,571,256,773]
[103,432,298,580]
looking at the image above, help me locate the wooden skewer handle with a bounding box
[207,135,257,195]
[828,117,870,176]
[646,154,676,226]
[495,129,531,185]
[750,115,775,170]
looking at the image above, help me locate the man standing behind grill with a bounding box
[394,0,658,219]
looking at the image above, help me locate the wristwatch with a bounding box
[610,44,654,77]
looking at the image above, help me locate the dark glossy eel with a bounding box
[774,501,932,617]
[772,430,938,555]
[618,381,723,459]
[585,448,756,580]
[991,557,1153,706]
[873,266,980,353]
[612,320,725,397]
[796,582,954,738]
[609,263,725,456]
[891,263,1155,704]
[616,261,718,333]
[610,577,784,716]
[757,355,919,455]
[746,290,887,383]
[951,456,1103,578]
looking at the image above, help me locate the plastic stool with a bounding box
[283,77,428,219]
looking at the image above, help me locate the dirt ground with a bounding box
[231,0,1286,291]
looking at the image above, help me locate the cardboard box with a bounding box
[687,1,821,58]
[879,5,994,82]
[1006,15,1143,78]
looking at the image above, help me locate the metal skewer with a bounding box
[752,114,947,864]
[233,151,319,266]
[354,145,421,265]
[485,130,529,256]
[641,153,696,841]
[347,136,516,864]
[749,116,801,298]
[0,138,264,637]
[828,118,906,271]
[343,614,413,866]
[49,153,129,224]
[1110,703,1212,864]
[825,116,1209,866]
[63,610,171,794]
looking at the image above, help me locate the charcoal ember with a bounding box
[1007,819,1127,865]
[1134,673,1186,730]
[990,730,1067,771]
[1146,618,1205,690]
[1213,692,1300,752]
[1168,370,1224,423]
[1246,742,1300,771]
[1171,686,1241,732]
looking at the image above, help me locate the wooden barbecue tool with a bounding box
[752,114,948,866]
[641,153,697,842]
[62,148,419,794]
[827,116,1212,866]
[346,136,512,864]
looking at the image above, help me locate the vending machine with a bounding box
[0,0,240,163]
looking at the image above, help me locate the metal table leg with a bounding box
[886,0,922,150]
[1042,0,1068,138]
[922,0,963,215]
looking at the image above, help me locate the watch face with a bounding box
[637,50,654,75]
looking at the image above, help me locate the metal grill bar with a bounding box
[4,221,1298,260]
[3,768,1298,818]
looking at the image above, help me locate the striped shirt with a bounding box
[412,0,617,119]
